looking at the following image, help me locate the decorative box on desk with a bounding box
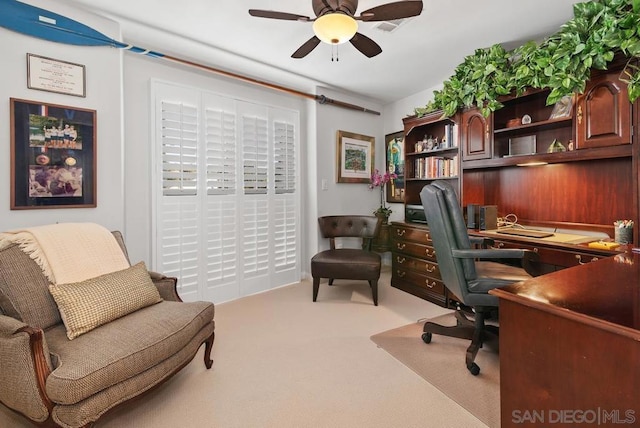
[390,221,452,307]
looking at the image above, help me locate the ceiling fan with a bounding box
[249,0,423,59]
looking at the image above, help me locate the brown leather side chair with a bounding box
[311,215,382,306]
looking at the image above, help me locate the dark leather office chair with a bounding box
[420,180,538,375]
[311,215,382,306]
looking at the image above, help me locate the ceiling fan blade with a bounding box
[249,9,311,21]
[357,1,423,22]
[349,33,382,58]
[292,36,321,58]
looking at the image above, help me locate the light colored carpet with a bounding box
[0,269,489,428]
[370,313,500,428]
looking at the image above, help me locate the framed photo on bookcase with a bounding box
[385,131,404,203]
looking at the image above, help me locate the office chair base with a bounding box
[421,309,497,376]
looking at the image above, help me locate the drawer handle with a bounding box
[425,264,436,273]
[397,243,406,250]
[575,254,599,265]
[533,247,539,253]
[396,256,406,264]
[425,233,430,240]
[425,249,436,257]
[491,242,504,249]
[425,280,436,288]
[397,270,406,278]
[396,229,406,236]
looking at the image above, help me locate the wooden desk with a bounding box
[491,252,640,427]
[470,229,623,274]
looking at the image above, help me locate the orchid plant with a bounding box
[369,169,397,217]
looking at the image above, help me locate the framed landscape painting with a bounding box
[336,130,375,183]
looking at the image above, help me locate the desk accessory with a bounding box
[614,220,633,244]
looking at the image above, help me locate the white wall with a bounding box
[0,0,124,231]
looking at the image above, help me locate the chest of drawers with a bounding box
[390,221,452,307]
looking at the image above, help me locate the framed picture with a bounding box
[27,54,86,97]
[549,95,574,119]
[336,130,375,183]
[385,131,405,203]
[10,98,97,209]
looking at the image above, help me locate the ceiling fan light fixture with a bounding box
[312,13,358,45]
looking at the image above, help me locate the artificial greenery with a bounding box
[415,0,640,118]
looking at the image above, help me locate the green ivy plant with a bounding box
[415,0,640,117]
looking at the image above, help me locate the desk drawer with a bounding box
[491,240,604,268]
[391,225,433,244]
[392,253,441,279]
[392,241,437,262]
[393,268,445,294]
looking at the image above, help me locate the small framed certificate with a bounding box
[27,54,86,97]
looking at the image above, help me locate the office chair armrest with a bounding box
[469,236,494,248]
[454,248,540,276]
[452,248,530,259]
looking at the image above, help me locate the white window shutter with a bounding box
[242,199,269,278]
[160,101,198,195]
[158,197,200,300]
[242,115,269,194]
[273,197,297,271]
[206,108,237,195]
[274,121,296,194]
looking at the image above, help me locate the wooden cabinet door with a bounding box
[575,71,631,148]
[461,108,492,160]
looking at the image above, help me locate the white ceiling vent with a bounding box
[374,18,406,33]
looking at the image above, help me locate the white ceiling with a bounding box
[68,0,579,104]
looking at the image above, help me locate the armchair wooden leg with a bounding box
[313,277,320,302]
[204,331,215,369]
[369,279,378,306]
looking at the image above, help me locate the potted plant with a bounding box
[370,169,397,223]
[414,0,640,118]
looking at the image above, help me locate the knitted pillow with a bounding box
[49,262,162,340]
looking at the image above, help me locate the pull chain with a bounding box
[331,44,340,62]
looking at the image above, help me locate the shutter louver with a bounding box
[161,101,198,195]
[274,197,297,271]
[243,115,269,194]
[274,121,296,194]
[159,197,200,298]
[205,199,237,284]
[243,199,269,278]
[206,108,237,195]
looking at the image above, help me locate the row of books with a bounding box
[442,123,458,149]
[414,155,459,179]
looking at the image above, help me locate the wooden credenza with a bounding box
[390,221,452,307]
[491,252,640,427]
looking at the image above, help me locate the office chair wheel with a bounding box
[422,332,432,344]
[467,362,480,376]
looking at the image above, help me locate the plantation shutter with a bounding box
[274,121,295,194]
[242,115,269,194]
[153,81,299,304]
[206,107,236,195]
[161,101,198,195]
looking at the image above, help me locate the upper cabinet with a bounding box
[575,70,632,149]
[460,108,492,161]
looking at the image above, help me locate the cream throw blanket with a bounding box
[0,223,130,284]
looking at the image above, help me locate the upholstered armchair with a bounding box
[0,228,215,428]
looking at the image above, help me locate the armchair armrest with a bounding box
[0,315,53,423]
[149,271,182,302]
